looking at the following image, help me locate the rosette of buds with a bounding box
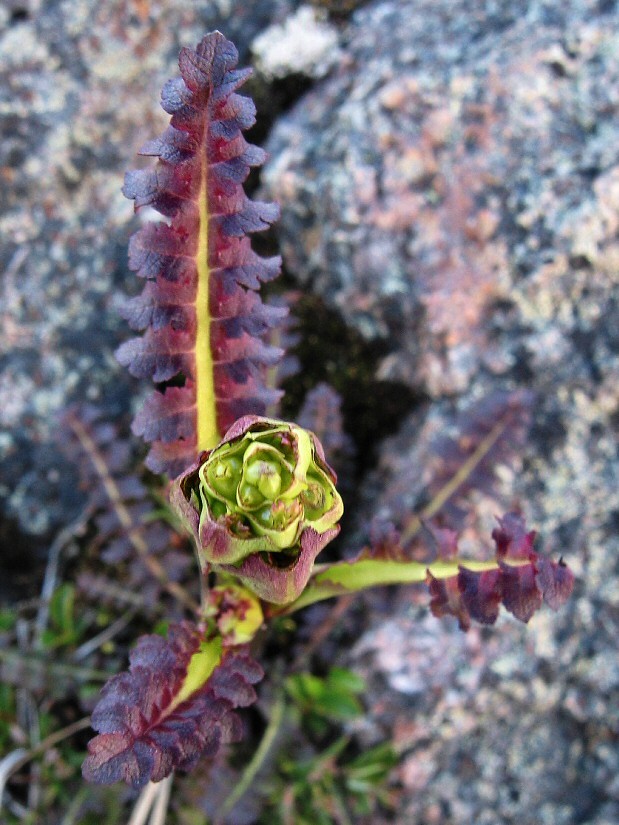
[172,416,344,604]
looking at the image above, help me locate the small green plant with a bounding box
[0,30,575,824]
[75,32,574,814]
[272,738,398,825]
[89,27,573,799]
[268,688,399,825]
[40,584,89,650]
[285,667,366,734]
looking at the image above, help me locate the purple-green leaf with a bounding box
[118,32,284,476]
[82,621,263,788]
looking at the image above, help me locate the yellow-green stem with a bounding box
[279,555,525,615]
[194,157,220,450]
[215,687,286,821]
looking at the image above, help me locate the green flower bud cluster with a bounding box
[171,416,344,602]
[197,421,342,555]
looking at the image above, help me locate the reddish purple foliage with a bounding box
[426,572,473,631]
[117,32,284,476]
[60,407,193,609]
[427,513,575,630]
[297,382,355,475]
[379,390,535,539]
[492,511,536,559]
[456,566,503,625]
[265,291,302,388]
[82,622,263,788]
[427,390,534,526]
[427,524,460,560]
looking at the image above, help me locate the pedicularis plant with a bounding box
[82,32,574,790]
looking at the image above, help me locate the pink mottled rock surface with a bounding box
[263,1,619,822]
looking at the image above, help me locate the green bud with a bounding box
[207,455,242,499]
[245,459,282,499]
[237,481,264,510]
[259,470,282,499]
[301,476,326,517]
[209,499,227,519]
[249,499,303,549]
[176,417,344,572]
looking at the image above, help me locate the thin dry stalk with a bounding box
[68,416,199,613]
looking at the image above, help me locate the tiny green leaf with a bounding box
[174,636,223,709]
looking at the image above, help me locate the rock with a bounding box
[263,0,619,394]
[252,5,341,80]
[262,1,619,822]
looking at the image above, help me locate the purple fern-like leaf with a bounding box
[82,621,263,788]
[118,32,284,476]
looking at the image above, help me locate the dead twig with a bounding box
[0,717,92,814]
[127,775,174,825]
[291,594,355,671]
[68,416,199,614]
[34,508,91,649]
[72,608,137,662]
